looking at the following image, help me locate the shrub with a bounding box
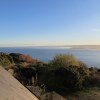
[49,54,80,69]
[0,53,14,67]
[14,67,37,86]
[43,54,89,92]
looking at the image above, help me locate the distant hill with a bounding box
[36,45,100,50]
[69,45,100,50]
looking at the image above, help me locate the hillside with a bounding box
[0,52,100,100]
[0,52,14,67]
[0,52,43,68]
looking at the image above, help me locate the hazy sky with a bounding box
[0,0,100,46]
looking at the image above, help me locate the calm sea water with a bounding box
[0,47,100,68]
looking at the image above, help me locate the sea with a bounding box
[0,46,100,68]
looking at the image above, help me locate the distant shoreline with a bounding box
[69,45,100,50]
[0,45,100,50]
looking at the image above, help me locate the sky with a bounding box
[0,0,100,47]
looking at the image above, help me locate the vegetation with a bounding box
[10,53,38,64]
[41,54,90,92]
[14,67,37,86]
[34,54,100,93]
[0,52,100,93]
[0,52,14,67]
[49,54,80,68]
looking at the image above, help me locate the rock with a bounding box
[0,66,38,100]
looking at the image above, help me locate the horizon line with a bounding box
[0,44,100,47]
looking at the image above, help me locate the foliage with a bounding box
[0,53,14,67]
[84,69,100,88]
[1,52,100,92]
[14,66,37,86]
[10,53,37,63]
[89,67,98,74]
[49,54,80,69]
[36,54,89,92]
[36,64,49,85]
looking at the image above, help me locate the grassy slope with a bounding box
[62,88,100,100]
[0,53,14,67]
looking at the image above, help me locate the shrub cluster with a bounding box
[0,52,14,67]
[37,54,90,92]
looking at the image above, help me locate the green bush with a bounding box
[36,64,49,85]
[49,54,80,69]
[43,54,89,92]
[0,53,14,67]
